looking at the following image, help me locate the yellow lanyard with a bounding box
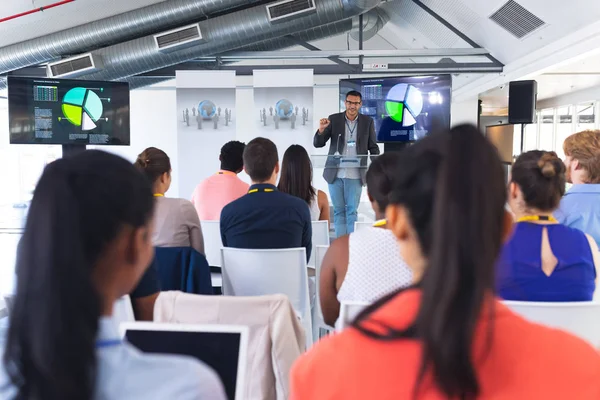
[248,188,275,194]
[372,219,387,227]
[517,215,558,223]
[153,194,164,197]
[217,170,236,176]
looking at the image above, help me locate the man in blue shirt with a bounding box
[556,129,600,246]
[220,137,312,261]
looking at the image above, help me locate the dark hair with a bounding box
[134,147,171,184]
[220,141,246,172]
[243,137,278,182]
[353,125,506,399]
[278,145,316,204]
[511,150,566,211]
[346,90,362,101]
[3,150,154,399]
[366,152,402,211]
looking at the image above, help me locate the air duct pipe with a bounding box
[76,0,381,83]
[128,9,389,89]
[0,0,265,75]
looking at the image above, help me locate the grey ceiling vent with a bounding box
[154,24,203,53]
[47,53,103,78]
[490,1,545,39]
[267,0,316,23]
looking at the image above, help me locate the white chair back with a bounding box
[353,221,372,232]
[504,300,600,347]
[313,245,332,340]
[309,221,330,267]
[113,295,135,325]
[221,247,313,347]
[0,229,23,295]
[200,221,223,267]
[337,301,370,332]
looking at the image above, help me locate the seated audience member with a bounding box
[220,137,312,261]
[290,125,600,400]
[278,144,330,222]
[556,130,600,246]
[191,141,249,220]
[319,152,412,326]
[135,147,204,254]
[129,258,161,321]
[498,151,599,302]
[0,151,225,399]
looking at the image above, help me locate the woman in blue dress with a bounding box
[497,150,599,301]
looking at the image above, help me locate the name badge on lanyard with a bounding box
[346,120,357,140]
[340,141,359,167]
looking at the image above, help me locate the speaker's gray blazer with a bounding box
[313,112,380,185]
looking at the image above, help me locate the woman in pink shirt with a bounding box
[191,141,249,221]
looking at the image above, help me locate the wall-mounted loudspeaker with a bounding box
[508,80,537,124]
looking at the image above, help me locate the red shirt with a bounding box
[291,289,600,399]
[190,171,248,221]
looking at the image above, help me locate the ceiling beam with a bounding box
[283,35,357,73]
[192,48,493,60]
[138,61,503,77]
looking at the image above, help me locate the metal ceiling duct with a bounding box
[0,0,265,75]
[78,0,381,82]
[128,9,389,89]
[350,8,389,41]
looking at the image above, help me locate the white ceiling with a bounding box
[0,0,166,48]
[1,0,599,95]
[480,49,600,114]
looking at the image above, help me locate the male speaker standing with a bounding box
[314,90,380,237]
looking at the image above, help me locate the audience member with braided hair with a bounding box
[497,150,599,302]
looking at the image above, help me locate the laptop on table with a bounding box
[121,322,248,400]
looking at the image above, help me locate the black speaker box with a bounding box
[508,80,537,124]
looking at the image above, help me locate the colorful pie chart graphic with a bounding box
[61,87,104,131]
[385,84,423,127]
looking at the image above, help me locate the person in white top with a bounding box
[278,144,330,222]
[319,152,412,326]
[0,151,225,400]
[135,147,205,254]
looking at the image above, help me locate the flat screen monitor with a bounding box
[122,322,248,400]
[339,75,452,143]
[8,76,130,145]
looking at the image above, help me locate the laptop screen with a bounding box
[125,329,242,400]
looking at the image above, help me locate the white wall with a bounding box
[96,89,180,197]
[451,96,479,127]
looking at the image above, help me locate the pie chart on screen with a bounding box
[384,84,423,127]
[61,87,104,131]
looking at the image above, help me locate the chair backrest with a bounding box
[200,221,223,267]
[504,300,600,347]
[154,291,305,400]
[0,229,23,295]
[309,221,330,266]
[221,247,308,312]
[337,301,370,332]
[155,247,214,295]
[353,221,372,232]
[314,245,329,315]
[113,295,135,325]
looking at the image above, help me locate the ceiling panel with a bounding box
[0,0,167,48]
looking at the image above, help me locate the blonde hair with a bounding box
[563,130,600,183]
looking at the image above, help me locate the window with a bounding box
[538,109,555,151]
[0,100,61,229]
[555,105,574,160]
[576,103,595,132]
